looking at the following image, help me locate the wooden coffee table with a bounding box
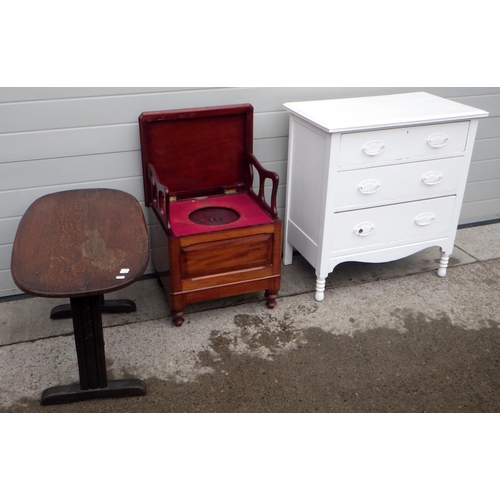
[11,189,150,405]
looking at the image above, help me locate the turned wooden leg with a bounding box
[172,310,185,327]
[315,278,326,302]
[438,252,450,277]
[265,291,278,309]
[170,292,186,327]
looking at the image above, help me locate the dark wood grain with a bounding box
[70,295,107,390]
[11,189,149,298]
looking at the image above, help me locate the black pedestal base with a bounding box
[42,295,145,406]
[50,298,137,319]
[41,379,147,405]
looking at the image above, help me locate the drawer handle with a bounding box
[362,140,385,156]
[354,222,375,236]
[358,179,381,194]
[415,212,436,226]
[422,171,444,185]
[427,133,449,148]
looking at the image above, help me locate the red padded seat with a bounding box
[169,193,274,237]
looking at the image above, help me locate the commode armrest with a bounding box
[247,153,279,218]
[147,163,171,232]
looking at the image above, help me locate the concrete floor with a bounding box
[1,223,500,412]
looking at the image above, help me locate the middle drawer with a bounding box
[334,156,464,211]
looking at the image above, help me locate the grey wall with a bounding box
[1,87,498,297]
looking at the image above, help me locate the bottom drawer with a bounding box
[330,196,456,254]
[180,233,273,280]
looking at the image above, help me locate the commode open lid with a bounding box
[139,104,254,201]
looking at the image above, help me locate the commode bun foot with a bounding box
[172,311,185,327]
[265,291,278,309]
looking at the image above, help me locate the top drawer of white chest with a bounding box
[339,121,470,169]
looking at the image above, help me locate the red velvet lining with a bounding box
[169,193,273,237]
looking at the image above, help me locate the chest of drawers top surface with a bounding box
[284,92,488,133]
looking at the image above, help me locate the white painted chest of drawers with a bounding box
[283,92,488,301]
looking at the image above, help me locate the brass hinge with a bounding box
[169,195,177,202]
[224,188,237,195]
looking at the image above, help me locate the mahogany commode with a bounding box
[11,188,149,405]
[139,104,282,326]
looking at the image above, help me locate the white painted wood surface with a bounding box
[283,92,488,132]
[283,93,488,301]
[0,87,498,298]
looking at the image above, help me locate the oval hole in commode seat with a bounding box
[189,206,240,226]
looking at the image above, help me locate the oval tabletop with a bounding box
[11,189,149,298]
